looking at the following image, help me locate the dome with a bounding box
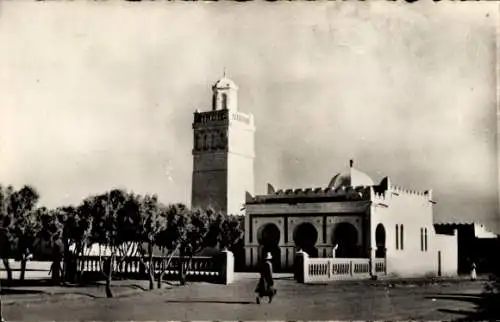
[328,160,374,189]
[213,77,238,90]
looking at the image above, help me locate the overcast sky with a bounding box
[0,2,498,231]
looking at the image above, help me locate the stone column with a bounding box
[294,250,308,283]
[220,250,234,285]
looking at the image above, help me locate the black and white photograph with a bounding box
[0,1,499,321]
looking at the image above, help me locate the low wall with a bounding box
[76,251,234,285]
[295,252,386,283]
[0,260,51,280]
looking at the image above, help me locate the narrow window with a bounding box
[222,93,228,109]
[400,225,404,250]
[424,228,428,251]
[395,225,399,250]
[420,228,424,251]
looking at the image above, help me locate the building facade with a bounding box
[191,76,255,215]
[244,162,458,278]
[190,77,457,278]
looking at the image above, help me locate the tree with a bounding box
[212,213,244,251]
[87,189,138,298]
[71,201,94,281]
[135,194,166,290]
[37,207,65,285]
[0,185,15,281]
[8,186,40,281]
[155,203,189,288]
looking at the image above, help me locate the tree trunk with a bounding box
[51,259,61,285]
[1,258,12,281]
[62,238,70,284]
[179,256,186,286]
[19,258,27,281]
[148,243,154,290]
[52,245,62,285]
[78,250,85,283]
[104,257,114,298]
[105,274,113,298]
[157,271,164,289]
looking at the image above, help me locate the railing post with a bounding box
[219,250,234,285]
[327,259,332,279]
[303,252,310,283]
[350,260,353,276]
[384,251,387,275]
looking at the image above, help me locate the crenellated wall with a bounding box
[370,183,443,277]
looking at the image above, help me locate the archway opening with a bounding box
[258,223,281,271]
[332,222,360,258]
[293,223,319,258]
[375,224,386,258]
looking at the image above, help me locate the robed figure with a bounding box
[471,262,477,281]
[255,252,277,304]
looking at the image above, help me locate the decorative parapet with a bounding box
[246,178,434,206]
[371,177,433,205]
[245,185,371,204]
[390,185,428,197]
[193,109,229,128]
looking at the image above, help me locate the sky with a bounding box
[0,2,498,231]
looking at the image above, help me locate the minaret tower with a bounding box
[191,75,255,215]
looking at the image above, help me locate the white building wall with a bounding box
[372,188,437,277]
[227,111,255,216]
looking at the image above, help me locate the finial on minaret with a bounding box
[350,159,354,168]
[223,66,227,78]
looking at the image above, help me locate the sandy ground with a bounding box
[1,273,486,321]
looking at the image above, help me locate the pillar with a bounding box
[294,250,308,283]
[219,250,234,285]
[370,247,376,278]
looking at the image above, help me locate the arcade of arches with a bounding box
[250,215,370,272]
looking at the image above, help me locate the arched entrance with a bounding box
[258,223,281,271]
[293,223,319,257]
[375,224,386,258]
[332,222,360,258]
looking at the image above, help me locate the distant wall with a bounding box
[435,230,458,276]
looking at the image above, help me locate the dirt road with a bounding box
[1,275,486,321]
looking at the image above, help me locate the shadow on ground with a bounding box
[0,289,45,296]
[165,299,255,305]
[425,288,500,321]
[0,278,162,300]
[0,279,53,287]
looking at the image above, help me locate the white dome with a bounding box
[213,77,238,89]
[328,161,374,189]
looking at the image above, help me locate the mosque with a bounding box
[191,76,459,278]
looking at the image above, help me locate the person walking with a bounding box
[255,252,277,304]
[471,262,477,281]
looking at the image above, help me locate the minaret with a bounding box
[191,75,255,215]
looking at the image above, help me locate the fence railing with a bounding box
[76,250,234,284]
[374,258,386,274]
[296,252,386,283]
